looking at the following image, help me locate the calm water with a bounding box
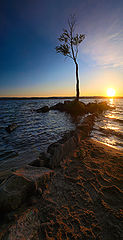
[0,98,123,170]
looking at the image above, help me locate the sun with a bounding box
[107,88,116,97]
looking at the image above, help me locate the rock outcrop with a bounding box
[36,100,112,116]
[0,166,54,216]
[86,101,111,113]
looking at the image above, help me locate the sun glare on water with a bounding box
[107,88,116,97]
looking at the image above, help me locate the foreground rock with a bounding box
[0,166,54,217]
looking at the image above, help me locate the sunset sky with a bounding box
[0,0,123,97]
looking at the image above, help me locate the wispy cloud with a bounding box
[79,3,123,70]
[82,29,123,69]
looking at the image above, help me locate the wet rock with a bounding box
[36,106,50,113]
[6,123,17,133]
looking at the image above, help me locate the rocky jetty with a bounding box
[36,100,112,116]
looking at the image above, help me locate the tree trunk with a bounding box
[75,62,79,101]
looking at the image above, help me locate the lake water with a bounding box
[0,98,123,170]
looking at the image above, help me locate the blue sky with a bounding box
[0,0,123,96]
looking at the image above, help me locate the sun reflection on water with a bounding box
[105,113,115,119]
[103,138,117,149]
[109,98,114,105]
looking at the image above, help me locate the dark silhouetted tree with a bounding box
[56,15,85,100]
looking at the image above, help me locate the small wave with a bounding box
[0,151,18,162]
[105,116,123,124]
[99,127,123,140]
[114,118,123,124]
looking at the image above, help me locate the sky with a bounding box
[0,0,123,97]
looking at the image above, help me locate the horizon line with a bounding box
[0,96,123,99]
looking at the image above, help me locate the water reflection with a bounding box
[109,98,114,106]
[105,114,116,119]
[91,98,123,151]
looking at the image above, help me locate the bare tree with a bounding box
[56,15,85,100]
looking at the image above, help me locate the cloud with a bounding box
[81,29,123,69]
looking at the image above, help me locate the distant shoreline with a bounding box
[0,96,123,100]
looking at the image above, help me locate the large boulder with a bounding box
[0,166,54,215]
[0,175,33,214]
[47,131,80,169]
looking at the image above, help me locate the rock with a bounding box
[6,123,17,133]
[47,143,63,169]
[0,175,33,215]
[13,165,54,189]
[0,166,54,215]
[50,102,64,111]
[77,114,95,137]
[86,101,112,113]
[50,100,111,116]
[36,106,50,113]
[64,100,71,105]
[50,100,86,116]
[29,152,49,168]
[47,133,80,169]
